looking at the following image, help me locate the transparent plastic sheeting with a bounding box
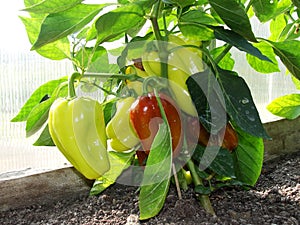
[0,7,299,176]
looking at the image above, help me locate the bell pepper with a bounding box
[48,72,110,180]
[219,123,239,151]
[125,66,144,96]
[129,92,183,158]
[106,97,140,152]
[187,116,238,152]
[49,97,110,179]
[140,35,202,117]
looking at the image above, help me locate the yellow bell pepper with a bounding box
[106,97,140,152]
[48,97,109,180]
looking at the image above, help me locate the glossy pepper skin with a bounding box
[129,92,183,158]
[140,35,202,117]
[48,97,110,180]
[106,97,140,152]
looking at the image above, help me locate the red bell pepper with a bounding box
[129,92,183,158]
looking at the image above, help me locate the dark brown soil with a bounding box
[1,151,299,225]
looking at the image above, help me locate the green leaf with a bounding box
[246,42,280,73]
[31,4,106,50]
[25,98,53,137]
[178,10,218,40]
[187,70,227,133]
[22,0,83,14]
[211,46,235,70]
[233,128,264,186]
[90,150,135,196]
[193,145,235,178]
[275,0,293,16]
[139,122,172,220]
[267,94,300,119]
[217,68,269,138]
[75,46,109,73]
[208,0,257,42]
[33,124,55,146]
[285,23,300,40]
[293,0,300,8]
[292,76,300,90]
[178,23,215,41]
[194,185,211,195]
[11,77,68,122]
[268,40,300,80]
[20,16,70,60]
[180,10,219,26]
[213,27,272,62]
[252,0,278,22]
[162,0,195,7]
[96,4,144,44]
[269,14,287,41]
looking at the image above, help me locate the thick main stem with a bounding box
[187,159,215,216]
[150,1,169,79]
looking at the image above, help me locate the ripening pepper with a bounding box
[129,92,183,157]
[140,35,202,117]
[48,97,110,180]
[106,97,140,152]
[187,116,238,152]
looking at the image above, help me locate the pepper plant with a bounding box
[12,0,300,220]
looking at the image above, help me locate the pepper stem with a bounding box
[68,72,82,98]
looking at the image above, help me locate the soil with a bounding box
[0,151,299,225]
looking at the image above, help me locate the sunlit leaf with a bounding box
[96,3,144,44]
[25,98,53,137]
[246,42,280,73]
[11,77,68,122]
[20,16,70,60]
[233,128,264,186]
[139,122,172,220]
[268,40,300,80]
[209,0,257,42]
[90,150,135,196]
[22,0,83,14]
[269,14,287,41]
[252,0,278,22]
[211,45,235,70]
[31,4,106,49]
[267,94,300,119]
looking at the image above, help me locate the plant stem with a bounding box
[68,72,82,98]
[186,159,216,216]
[84,72,138,81]
[214,44,232,64]
[150,1,169,79]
